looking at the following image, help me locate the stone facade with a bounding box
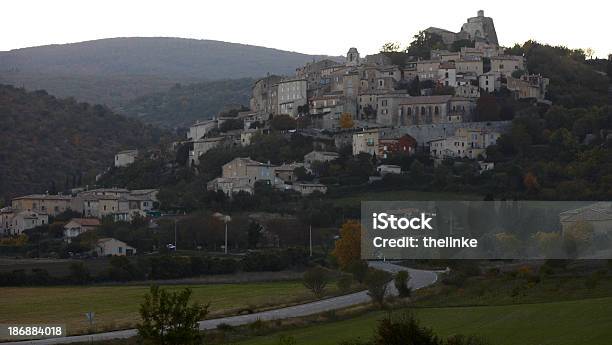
[114,150,138,168]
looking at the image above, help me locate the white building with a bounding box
[6,211,48,236]
[96,238,136,256]
[377,164,402,175]
[63,218,101,243]
[115,150,138,168]
[479,72,501,93]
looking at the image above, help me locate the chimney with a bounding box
[478,10,484,17]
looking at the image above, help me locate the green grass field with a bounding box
[0,281,324,335]
[236,297,612,345]
[331,189,481,207]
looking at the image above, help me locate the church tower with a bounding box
[346,47,360,66]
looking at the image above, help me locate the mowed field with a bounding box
[0,281,320,335]
[237,297,612,345]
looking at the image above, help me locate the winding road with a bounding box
[3,262,438,345]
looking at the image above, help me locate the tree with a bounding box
[340,113,355,129]
[247,221,263,249]
[406,31,445,60]
[523,172,540,194]
[332,220,362,269]
[138,286,209,345]
[365,268,391,307]
[381,42,401,53]
[303,266,330,298]
[564,220,594,255]
[394,271,412,298]
[372,313,441,345]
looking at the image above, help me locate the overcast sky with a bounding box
[2,0,610,58]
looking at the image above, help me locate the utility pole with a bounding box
[309,224,313,257]
[224,220,228,255]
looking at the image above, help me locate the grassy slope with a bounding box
[236,297,612,345]
[0,281,324,334]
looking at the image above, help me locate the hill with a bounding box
[0,37,338,108]
[0,84,169,201]
[118,78,254,128]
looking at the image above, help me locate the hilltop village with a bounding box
[1,10,552,240]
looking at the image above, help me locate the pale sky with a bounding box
[1,0,610,58]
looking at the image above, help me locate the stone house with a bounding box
[559,202,612,236]
[455,57,483,76]
[429,128,500,159]
[189,137,226,166]
[455,84,480,98]
[6,211,48,236]
[63,218,101,243]
[250,75,283,115]
[376,92,412,126]
[304,151,340,172]
[491,55,525,76]
[416,60,440,80]
[278,78,308,118]
[11,194,72,217]
[291,182,328,195]
[274,163,304,183]
[353,129,380,156]
[96,238,136,256]
[506,74,549,101]
[479,72,501,93]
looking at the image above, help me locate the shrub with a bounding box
[365,268,392,307]
[303,266,330,298]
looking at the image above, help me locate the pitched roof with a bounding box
[69,218,101,227]
[398,95,453,105]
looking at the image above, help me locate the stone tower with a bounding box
[346,47,360,66]
[460,10,499,45]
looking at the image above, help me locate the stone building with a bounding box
[11,194,72,217]
[250,75,283,115]
[425,10,498,46]
[377,95,474,127]
[188,120,217,141]
[352,129,380,156]
[429,128,500,159]
[491,55,525,76]
[114,150,138,168]
[277,78,307,117]
[376,92,413,126]
[346,47,360,67]
[479,72,501,93]
[506,74,549,101]
[304,151,340,172]
[455,84,480,98]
